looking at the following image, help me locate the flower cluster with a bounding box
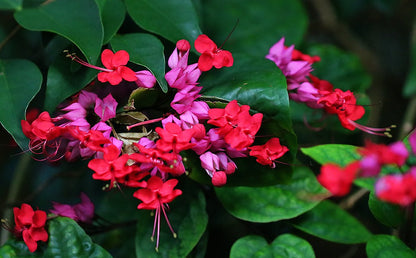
[20,35,289,251]
[317,129,416,205]
[267,38,393,136]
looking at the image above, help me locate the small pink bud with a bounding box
[176,39,191,53]
[212,171,227,187]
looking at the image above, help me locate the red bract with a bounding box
[155,122,196,153]
[317,162,360,197]
[195,34,233,71]
[88,144,132,188]
[13,203,48,252]
[249,138,289,167]
[208,100,263,150]
[133,176,182,251]
[97,49,137,85]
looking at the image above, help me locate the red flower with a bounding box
[317,89,365,130]
[375,168,416,206]
[249,138,289,167]
[155,122,195,153]
[65,49,137,86]
[317,162,360,197]
[291,49,321,63]
[133,176,182,251]
[21,111,62,141]
[195,34,233,71]
[208,100,263,150]
[13,203,48,252]
[87,144,132,187]
[97,49,137,85]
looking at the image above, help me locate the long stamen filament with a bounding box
[126,117,164,131]
[64,50,112,73]
[348,119,395,137]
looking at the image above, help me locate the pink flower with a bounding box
[94,94,118,121]
[135,70,156,88]
[50,193,95,224]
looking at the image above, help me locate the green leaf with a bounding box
[301,144,360,166]
[202,54,291,132]
[230,234,315,258]
[201,54,297,166]
[0,59,42,150]
[306,44,371,92]
[14,0,103,64]
[135,185,208,257]
[95,0,125,44]
[45,54,97,112]
[125,0,202,44]
[202,0,308,58]
[110,33,167,92]
[0,239,37,257]
[294,200,372,244]
[368,191,405,228]
[215,166,327,223]
[45,217,112,257]
[0,0,22,10]
[366,235,415,258]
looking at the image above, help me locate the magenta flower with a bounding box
[135,70,156,88]
[94,94,118,121]
[50,193,95,224]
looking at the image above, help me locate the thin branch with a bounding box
[0,25,21,53]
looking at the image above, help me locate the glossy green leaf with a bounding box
[110,33,167,92]
[201,54,297,164]
[125,0,202,44]
[215,166,327,223]
[230,234,315,258]
[202,54,291,131]
[301,144,360,166]
[135,185,207,257]
[0,0,22,10]
[294,200,372,244]
[202,0,308,58]
[366,235,415,258]
[45,54,97,112]
[45,217,111,257]
[368,191,405,228]
[0,239,37,257]
[14,0,103,63]
[0,59,42,150]
[95,0,125,44]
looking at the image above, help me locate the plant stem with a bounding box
[400,203,415,248]
[0,25,21,53]
[0,154,32,245]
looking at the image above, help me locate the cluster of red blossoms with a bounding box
[266,37,393,136]
[317,129,416,206]
[17,34,288,251]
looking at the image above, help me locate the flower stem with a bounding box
[0,154,32,245]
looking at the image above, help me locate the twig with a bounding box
[0,25,21,53]
[339,188,369,210]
